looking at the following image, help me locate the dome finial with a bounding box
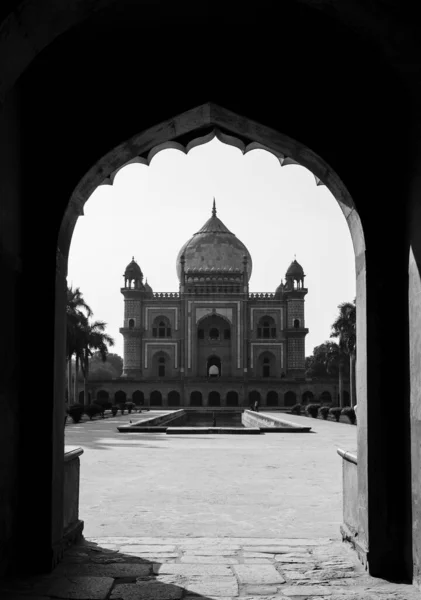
[212,198,216,217]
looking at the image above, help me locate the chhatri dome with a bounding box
[176,200,253,281]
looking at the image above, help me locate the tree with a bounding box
[305,341,344,379]
[66,287,92,405]
[80,321,115,405]
[88,352,123,380]
[330,300,356,407]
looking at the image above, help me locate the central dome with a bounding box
[176,201,252,281]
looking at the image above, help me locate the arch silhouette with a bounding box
[132,390,144,406]
[114,390,126,405]
[190,391,203,407]
[150,390,162,406]
[168,390,181,407]
[226,391,239,407]
[284,391,297,407]
[208,391,221,407]
[266,391,278,407]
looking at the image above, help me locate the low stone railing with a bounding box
[63,447,84,542]
[337,448,362,561]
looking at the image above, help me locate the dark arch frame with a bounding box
[168,390,181,407]
[208,390,221,407]
[132,390,144,406]
[190,391,203,407]
[226,390,239,407]
[284,391,297,407]
[150,390,162,406]
[266,390,278,407]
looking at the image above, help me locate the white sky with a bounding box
[68,138,356,358]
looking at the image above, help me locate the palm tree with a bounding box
[66,287,92,405]
[80,320,115,406]
[330,300,356,407]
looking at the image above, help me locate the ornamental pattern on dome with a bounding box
[176,200,253,281]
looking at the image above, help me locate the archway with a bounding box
[168,390,181,407]
[114,390,126,405]
[302,391,314,404]
[208,391,221,407]
[266,391,278,407]
[319,391,332,405]
[78,390,91,405]
[284,391,297,407]
[207,356,221,378]
[226,391,239,407]
[190,391,203,407]
[248,390,261,408]
[0,0,416,581]
[150,390,162,407]
[132,390,144,406]
[97,390,110,402]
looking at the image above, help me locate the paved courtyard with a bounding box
[2,413,419,599]
[64,411,357,539]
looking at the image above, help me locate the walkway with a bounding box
[2,412,419,598]
[63,410,357,539]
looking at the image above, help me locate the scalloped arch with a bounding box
[104,127,319,187]
[59,102,364,263]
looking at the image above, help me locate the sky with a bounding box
[68,138,356,358]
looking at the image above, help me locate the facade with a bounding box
[89,202,347,409]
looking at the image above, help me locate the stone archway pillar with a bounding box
[356,224,412,579]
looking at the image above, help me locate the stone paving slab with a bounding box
[180,556,239,564]
[233,565,285,585]
[33,576,114,599]
[111,581,184,600]
[2,537,421,599]
[53,562,152,578]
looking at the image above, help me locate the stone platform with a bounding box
[1,536,419,599]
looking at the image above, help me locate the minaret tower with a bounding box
[283,258,309,378]
[119,257,144,378]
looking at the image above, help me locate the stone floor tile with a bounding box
[243,553,275,559]
[280,585,334,596]
[180,556,239,564]
[181,548,238,556]
[32,576,114,599]
[241,584,282,595]
[303,570,354,581]
[110,581,184,600]
[233,565,285,585]
[120,546,177,553]
[153,564,233,577]
[53,563,151,578]
[241,540,331,547]
[243,559,273,565]
[122,553,179,559]
[242,547,313,555]
[184,579,239,597]
[275,556,312,564]
[282,571,312,581]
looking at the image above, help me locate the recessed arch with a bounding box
[266,391,278,407]
[150,390,162,407]
[208,391,221,407]
[190,391,203,407]
[56,102,370,577]
[132,390,144,406]
[114,390,126,405]
[284,391,297,407]
[226,390,239,407]
[168,390,181,407]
